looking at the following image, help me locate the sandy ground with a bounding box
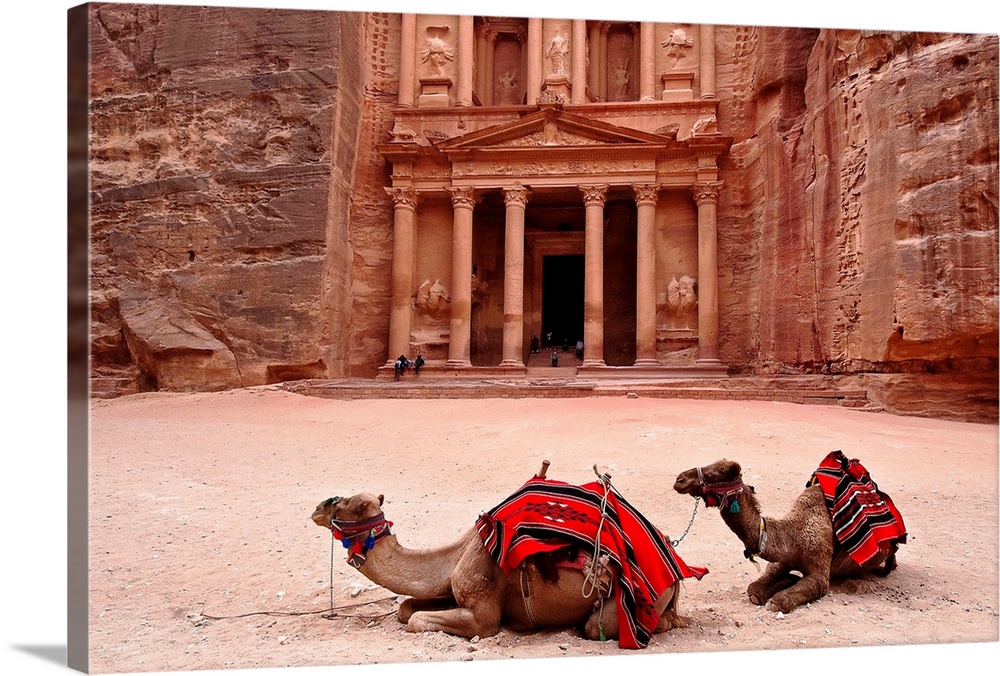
[84,387,999,675]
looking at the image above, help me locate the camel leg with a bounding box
[766,566,830,613]
[398,597,456,624]
[583,599,618,641]
[747,561,809,606]
[406,603,502,638]
[656,583,689,631]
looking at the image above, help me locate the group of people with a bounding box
[393,353,425,381]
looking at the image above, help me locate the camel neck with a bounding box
[355,531,471,599]
[719,491,766,557]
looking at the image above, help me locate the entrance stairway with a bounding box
[524,347,582,379]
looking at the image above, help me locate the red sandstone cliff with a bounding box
[715,27,998,417]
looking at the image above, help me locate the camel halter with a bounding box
[324,497,393,569]
[695,468,768,570]
[696,465,754,513]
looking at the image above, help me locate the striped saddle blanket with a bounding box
[809,450,908,568]
[475,476,707,649]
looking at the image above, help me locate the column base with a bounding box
[695,358,723,366]
[581,359,607,368]
[499,359,526,368]
[632,358,660,367]
[445,359,472,368]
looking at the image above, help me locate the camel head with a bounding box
[673,459,742,500]
[311,492,385,530]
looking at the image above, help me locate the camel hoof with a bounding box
[748,592,765,606]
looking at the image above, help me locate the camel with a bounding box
[673,455,906,614]
[311,465,700,646]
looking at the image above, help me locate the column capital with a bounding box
[691,181,724,205]
[579,184,609,206]
[446,186,478,210]
[503,184,531,208]
[385,186,418,210]
[632,183,661,206]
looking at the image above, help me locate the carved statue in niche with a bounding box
[665,273,698,328]
[496,70,519,105]
[661,28,694,68]
[421,26,454,76]
[414,279,451,320]
[546,33,569,77]
[611,58,630,101]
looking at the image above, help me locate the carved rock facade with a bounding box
[84,6,998,421]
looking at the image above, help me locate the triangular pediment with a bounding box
[436,107,675,152]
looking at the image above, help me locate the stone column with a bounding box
[587,22,601,98]
[398,14,416,107]
[385,187,418,362]
[699,24,716,98]
[599,24,610,101]
[571,19,587,103]
[457,15,474,106]
[581,185,609,367]
[639,22,656,101]
[501,185,530,367]
[527,17,543,104]
[692,182,723,363]
[447,187,476,367]
[633,183,660,365]
[475,23,487,101]
[483,27,497,106]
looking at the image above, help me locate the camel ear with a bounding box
[378,494,384,506]
[725,460,742,481]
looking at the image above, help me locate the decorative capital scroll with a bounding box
[446,186,478,210]
[579,184,609,206]
[385,187,418,210]
[691,181,723,205]
[503,184,531,208]
[632,183,661,206]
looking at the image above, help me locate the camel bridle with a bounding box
[324,497,394,569]
[696,465,754,512]
[695,467,769,567]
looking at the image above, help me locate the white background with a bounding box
[3,1,997,675]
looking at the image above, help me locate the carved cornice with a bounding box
[385,186,418,210]
[579,184,609,206]
[691,181,723,205]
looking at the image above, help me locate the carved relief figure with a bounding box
[691,115,719,136]
[665,274,697,328]
[546,33,569,77]
[661,28,694,68]
[415,279,450,320]
[612,58,630,101]
[421,27,454,76]
[496,70,519,105]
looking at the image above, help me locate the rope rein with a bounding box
[198,526,396,623]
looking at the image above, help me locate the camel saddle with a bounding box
[809,450,908,569]
[476,476,707,649]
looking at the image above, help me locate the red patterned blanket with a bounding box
[475,476,707,649]
[809,450,907,568]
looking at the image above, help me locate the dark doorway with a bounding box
[541,255,584,349]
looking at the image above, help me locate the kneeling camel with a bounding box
[673,454,906,613]
[312,466,701,645]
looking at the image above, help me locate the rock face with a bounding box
[84,7,998,420]
[87,3,366,390]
